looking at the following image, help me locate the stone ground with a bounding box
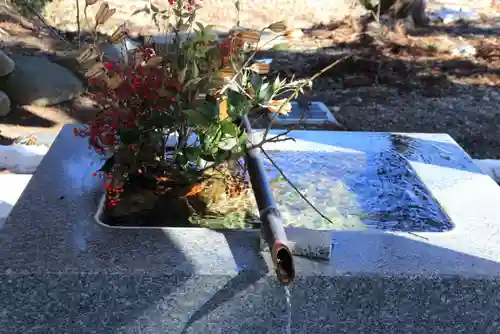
[0,0,500,159]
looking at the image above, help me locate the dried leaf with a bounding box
[85,0,99,6]
[219,98,229,120]
[107,73,123,89]
[249,62,270,74]
[268,21,287,33]
[110,25,127,44]
[184,183,205,197]
[234,30,260,44]
[85,62,105,79]
[156,176,170,182]
[131,6,150,16]
[76,46,97,64]
[268,99,292,115]
[101,8,116,25]
[95,2,110,26]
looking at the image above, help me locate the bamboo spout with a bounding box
[239,116,295,285]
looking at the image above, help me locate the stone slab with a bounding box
[1,126,500,332]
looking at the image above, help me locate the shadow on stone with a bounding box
[0,105,56,128]
[0,228,196,332]
[0,134,14,145]
[181,230,269,333]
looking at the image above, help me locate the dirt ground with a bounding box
[1,0,500,158]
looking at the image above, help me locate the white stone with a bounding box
[0,91,10,117]
[0,50,15,77]
[0,145,49,174]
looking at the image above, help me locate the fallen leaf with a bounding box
[184,183,205,197]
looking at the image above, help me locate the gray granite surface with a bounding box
[2,126,500,333]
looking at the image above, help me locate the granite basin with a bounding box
[1,126,500,333]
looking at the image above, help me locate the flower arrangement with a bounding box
[74,0,318,227]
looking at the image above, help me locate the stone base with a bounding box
[2,126,500,332]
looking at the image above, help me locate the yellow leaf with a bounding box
[268,99,292,115]
[219,98,229,120]
[268,21,287,33]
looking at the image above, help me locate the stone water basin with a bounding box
[262,131,480,233]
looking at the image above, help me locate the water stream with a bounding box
[284,286,292,334]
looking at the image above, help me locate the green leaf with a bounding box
[204,24,216,31]
[182,109,209,126]
[221,121,240,137]
[234,0,240,11]
[238,132,247,146]
[214,149,232,164]
[273,75,281,91]
[204,33,217,41]
[227,90,252,118]
[191,62,199,79]
[196,22,204,32]
[257,82,273,102]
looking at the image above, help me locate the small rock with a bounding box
[0,50,15,77]
[0,91,10,116]
[1,55,84,107]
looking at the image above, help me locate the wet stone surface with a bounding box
[265,133,467,232]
